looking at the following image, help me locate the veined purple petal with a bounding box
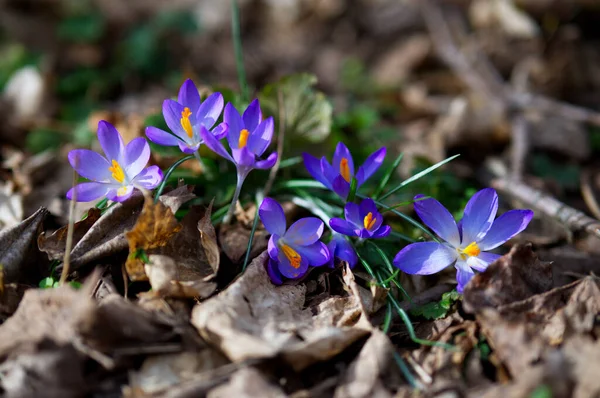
[243,99,262,133]
[393,242,456,275]
[247,116,273,156]
[332,142,354,179]
[268,235,280,261]
[177,79,201,113]
[356,147,386,186]
[329,218,358,237]
[284,217,324,246]
[359,198,378,218]
[321,158,339,187]
[177,141,200,154]
[66,182,111,202]
[277,247,309,279]
[146,126,181,147]
[476,251,501,267]
[478,210,534,251]
[124,137,150,178]
[107,185,134,202]
[198,92,224,129]
[461,188,498,244]
[294,241,330,267]
[132,165,163,189]
[68,149,111,182]
[97,121,125,163]
[200,127,233,162]
[212,122,228,140]
[303,153,331,189]
[332,236,358,268]
[162,100,189,142]
[370,225,391,239]
[467,254,494,272]
[259,197,287,236]
[254,153,278,170]
[455,261,474,293]
[232,147,255,167]
[332,176,350,199]
[344,202,361,227]
[266,258,283,285]
[414,195,460,247]
[224,103,244,149]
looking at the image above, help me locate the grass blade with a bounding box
[154,155,195,203]
[373,152,403,199]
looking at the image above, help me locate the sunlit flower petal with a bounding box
[393,242,456,275]
[477,210,534,251]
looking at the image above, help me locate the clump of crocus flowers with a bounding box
[66,78,533,292]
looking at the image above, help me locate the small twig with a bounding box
[60,168,78,285]
[580,169,600,221]
[485,159,600,240]
[263,88,285,197]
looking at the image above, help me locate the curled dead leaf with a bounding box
[198,199,219,275]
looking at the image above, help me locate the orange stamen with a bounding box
[238,129,250,148]
[340,158,351,182]
[108,159,125,183]
[363,212,376,230]
[458,241,481,260]
[180,107,194,138]
[281,244,302,269]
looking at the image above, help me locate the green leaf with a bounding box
[39,277,59,289]
[26,128,64,154]
[57,14,105,43]
[258,73,332,143]
[410,290,461,320]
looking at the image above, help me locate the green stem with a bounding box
[224,173,246,224]
[193,150,212,180]
[231,0,249,102]
[154,155,195,203]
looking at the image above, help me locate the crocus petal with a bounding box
[329,218,357,237]
[277,248,309,279]
[332,142,354,178]
[97,121,125,163]
[132,166,163,189]
[266,258,284,285]
[414,195,461,247]
[197,92,224,128]
[455,261,474,293]
[124,137,150,178]
[344,202,361,227]
[476,251,502,267]
[333,236,358,268]
[106,185,134,202]
[268,235,280,260]
[467,254,495,272]
[393,242,456,275]
[232,147,255,167]
[199,127,234,162]
[477,210,534,251]
[359,198,378,219]
[177,79,201,113]
[332,176,350,199]
[259,197,287,236]
[461,188,498,244]
[284,217,324,246]
[66,182,110,202]
[68,149,111,182]
[242,99,262,133]
[326,240,337,268]
[370,225,391,239]
[224,103,244,149]
[356,147,386,186]
[294,241,330,267]
[303,153,331,189]
[177,141,200,154]
[247,116,273,156]
[212,122,228,140]
[162,100,189,142]
[254,153,278,170]
[145,126,182,147]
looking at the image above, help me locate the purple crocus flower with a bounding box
[201,99,277,222]
[145,79,227,154]
[259,197,330,283]
[327,234,358,269]
[329,198,391,239]
[303,143,386,199]
[67,121,163,202]
[393,188,533,292]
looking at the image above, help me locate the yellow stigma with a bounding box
[281,244,302,269]
[238,129,250,148]
[459,241,481,260]
[180,107,194,138]
[340,158,351,183]
[108,159,125,183]
[117,186,129,197]
[363,212,376,230]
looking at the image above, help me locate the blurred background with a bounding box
[1,0,600,243]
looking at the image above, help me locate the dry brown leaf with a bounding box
[125,198,183,281]
[143,255,216,299]
[219,222,269,264]
[191,252,370,371]
[38,207,102,260]
[198,199,219,275]
[0,207,47,284]
[207,367,286,398]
